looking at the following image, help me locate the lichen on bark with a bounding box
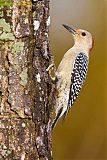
[0,0,53,159]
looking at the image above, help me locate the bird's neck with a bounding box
[72,43,89,56]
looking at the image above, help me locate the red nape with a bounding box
[89,35,94,53]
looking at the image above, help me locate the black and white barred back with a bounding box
[64,52,89,118]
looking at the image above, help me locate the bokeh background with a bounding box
[50,0,106,159]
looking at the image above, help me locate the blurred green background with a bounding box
[50,0,106,159]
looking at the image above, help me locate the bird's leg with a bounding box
[46,64,54,72]
[46,64,58,83]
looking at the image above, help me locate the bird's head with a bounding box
[63,24,94,53]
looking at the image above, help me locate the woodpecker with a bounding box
[51,24,94,129]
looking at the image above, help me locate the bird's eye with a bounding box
[82,32,86,36]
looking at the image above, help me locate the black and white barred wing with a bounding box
[69,52,89,107]
[62,52,89,120]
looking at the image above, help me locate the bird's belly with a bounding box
[56,85,70,116]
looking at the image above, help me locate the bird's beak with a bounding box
[62,24,76,35]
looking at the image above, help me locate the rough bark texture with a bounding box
[0,0,53,159]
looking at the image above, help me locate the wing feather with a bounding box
[63,52,89,120]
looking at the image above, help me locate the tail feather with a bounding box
[62,110,67,123]
[51,107,63,130]
[62,106,70,123]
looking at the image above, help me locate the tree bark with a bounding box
[0,0,53,159]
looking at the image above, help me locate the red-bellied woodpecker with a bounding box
[51,24,94,129]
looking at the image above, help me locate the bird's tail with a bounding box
[62,105,70,123]
[51,107,63,130]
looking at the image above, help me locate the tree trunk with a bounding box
[0,0,53,159]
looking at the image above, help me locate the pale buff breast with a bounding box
[57,48,78,89]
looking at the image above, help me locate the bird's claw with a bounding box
[46,64,54,72]
[46,64,56,82]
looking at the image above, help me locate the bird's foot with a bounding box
[46,64,57,82]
